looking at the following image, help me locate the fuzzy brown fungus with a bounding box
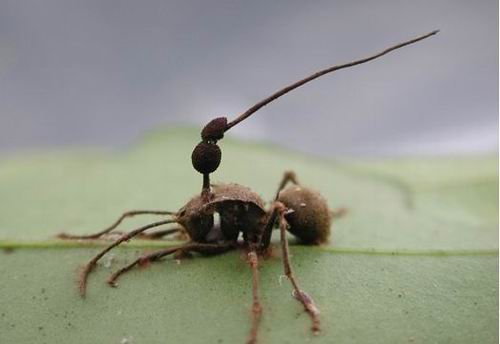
[278,186,331,245]
[201,117,228,142]
[207,184,267,243]
[191,141,222,174]
[176,195,214,242]
[176,183,267,244]
[210,183,266,209]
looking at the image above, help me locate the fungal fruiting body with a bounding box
[58,31,439,344]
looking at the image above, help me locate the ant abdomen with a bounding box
[278,186,332,245]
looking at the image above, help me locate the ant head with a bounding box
[177,195,214,242]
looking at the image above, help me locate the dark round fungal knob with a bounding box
[191,141,222,174]
[278,186,331,245]
[201,117,228,141]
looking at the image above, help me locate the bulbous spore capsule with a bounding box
[201,117,228,142]
[191,141,222,174]
[278,186,331,245]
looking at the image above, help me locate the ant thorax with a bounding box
[178,183,267,245]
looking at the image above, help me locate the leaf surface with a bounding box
[0,128,497,344]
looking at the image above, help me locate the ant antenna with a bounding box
[192,30,439,195]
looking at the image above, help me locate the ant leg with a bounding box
[259,205,278,253]
[78,219,176,297]
[274,171,299,200]
[58,210,176,239]
[246,249,262,344]
[112,227,185,240]
[260,171,300,251]
[107,247,179,287]
[137,227,182,240]
[276,203,321,334]
[107,242,233,287]
[63,227,181,241]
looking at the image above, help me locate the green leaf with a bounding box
[0,128,498,343]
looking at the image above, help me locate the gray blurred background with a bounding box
[0,0,497,157]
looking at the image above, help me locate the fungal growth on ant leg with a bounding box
[58,30,438,343]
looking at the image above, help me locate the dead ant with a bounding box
[58,30,438,344]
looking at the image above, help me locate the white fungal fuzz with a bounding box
[120,336,133,344]
[103,254,115,269]
[214,211,221,229]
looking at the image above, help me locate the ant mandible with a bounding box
[58,30,439,344]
